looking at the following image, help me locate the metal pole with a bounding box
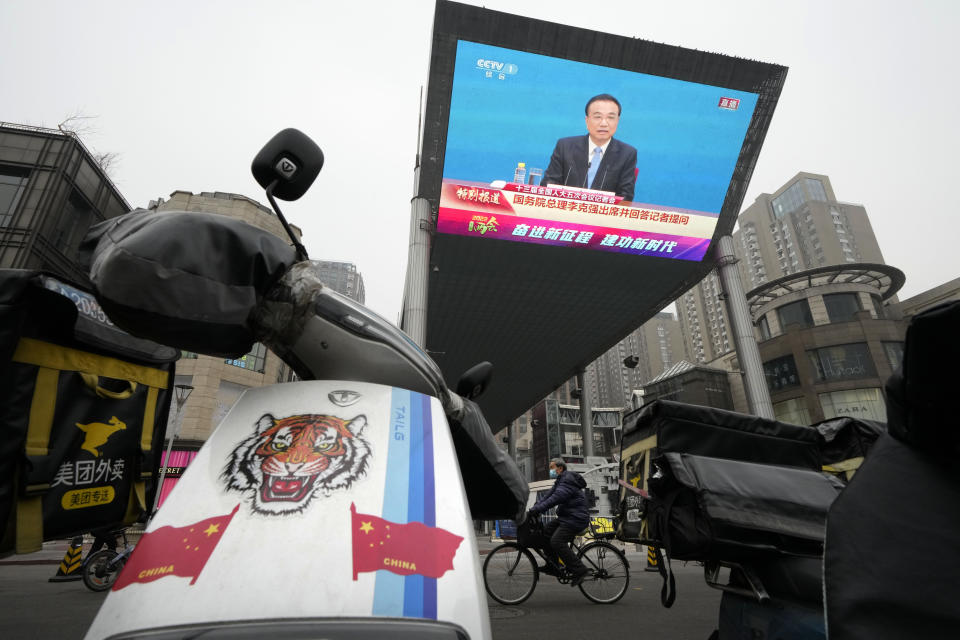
[151,385,193,517]
[714,236,775,419]
[576,370,595,459]
[401,163,431,347]
[507,423,517,461]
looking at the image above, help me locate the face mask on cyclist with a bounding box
[549,468,558,478]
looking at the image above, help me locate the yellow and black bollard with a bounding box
[49,536,84,582]
[645,545,659,572]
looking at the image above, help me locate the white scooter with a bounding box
[81,129,527,640]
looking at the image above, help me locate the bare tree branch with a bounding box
[57,111,120,177]
[57,110,100,138]
[93,151,121,176]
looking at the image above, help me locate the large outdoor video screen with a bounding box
[437,40,759,261]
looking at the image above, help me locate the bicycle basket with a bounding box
[588,516,619,540]
[516,516,545,548]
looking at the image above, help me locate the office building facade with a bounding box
[895,277,960,320]
[0,122,130,283]
[742,263,906,424]
[639,360,735,411]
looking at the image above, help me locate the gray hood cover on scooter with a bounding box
[80,210,297,357]
[81,210,530,520]
[448,397,529,520]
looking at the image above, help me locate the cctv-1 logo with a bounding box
[475,59,518,79]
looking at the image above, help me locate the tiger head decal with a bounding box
[222,413,371,515]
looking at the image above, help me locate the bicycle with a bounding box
[482,514,630,605]
[82,529,135,592]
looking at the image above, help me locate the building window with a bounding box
[823,292,862,324]
[0,168,29,227]
[818,388,886,422]
[807,343,877,382]
[883,341,904,371]
[871,295,886,319]
[773,397,811,426]
[763,354,800,392]
[51,191,94,256]
[757,316,771,340]
[804,177,828,202]
[771,181,805,219]
[776,299,814,330]
[225,342,267,372]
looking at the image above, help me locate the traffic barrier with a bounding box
[49,536,84,582]
[645,545,659,572]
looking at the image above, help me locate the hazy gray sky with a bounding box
[2,0,957,321]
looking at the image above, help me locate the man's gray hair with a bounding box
[550,457,567,469]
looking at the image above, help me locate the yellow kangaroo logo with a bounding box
[76,416,127,457]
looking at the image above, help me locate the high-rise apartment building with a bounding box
[499,312,687,474]
[677,270,731,364]
[737,172,885,287]
[585,312,688,407]
[678,172,887,364]
[311,260,366,304]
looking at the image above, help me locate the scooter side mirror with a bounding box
[456,361,493,400]
[251,128,324,201]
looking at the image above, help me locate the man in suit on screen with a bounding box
[541,93,637,202]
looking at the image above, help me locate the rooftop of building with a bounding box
[1,120,131,211]
[745,262,905,315]
[166,190,275,216]
[898,276,960,306]
[645,359,729,386]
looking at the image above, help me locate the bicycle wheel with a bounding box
[482,543,539,605]
[82,549,124,592]
[576,541,630,604]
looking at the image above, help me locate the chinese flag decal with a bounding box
[112,504,240,591]
[351,503,463,580]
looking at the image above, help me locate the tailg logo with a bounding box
[476,59,518,79]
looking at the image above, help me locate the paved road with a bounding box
[488,560,720,640]
[0,563,108,640]
[0,540,721,639]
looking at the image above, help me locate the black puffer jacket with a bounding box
[530,470,590,528]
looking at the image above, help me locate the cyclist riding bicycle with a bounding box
[85,525,120,561]
[527,457,591,586]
